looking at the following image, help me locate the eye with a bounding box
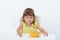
[26,16,28,18]
[30,16,33,18]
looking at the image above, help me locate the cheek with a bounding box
[31,18,34,21]
[24,18,29,22]
[24,18,27,21]
[23,17,27,21]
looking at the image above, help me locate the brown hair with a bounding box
[22,8,35,24]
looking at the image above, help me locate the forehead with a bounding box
[25,16,33,17]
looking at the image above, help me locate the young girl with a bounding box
[17,8,48,37]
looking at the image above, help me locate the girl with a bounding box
[17,8,48,37]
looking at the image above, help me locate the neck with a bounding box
[26,23,32,27]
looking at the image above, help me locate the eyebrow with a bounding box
[25,16,33,17]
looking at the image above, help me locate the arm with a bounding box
[17,23,23,37]
[36,24,48,36]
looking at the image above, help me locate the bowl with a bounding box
[29,31,42,38]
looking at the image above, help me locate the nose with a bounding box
[28,17,31,21]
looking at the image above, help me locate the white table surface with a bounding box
[17,34,55,40]
[0,29,56,40]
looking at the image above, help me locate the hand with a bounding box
[43,31,48,36]
[20,35,22,37]
[18,32,23,37]
[19,34,22,37]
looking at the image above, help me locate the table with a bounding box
[18,34,55,40]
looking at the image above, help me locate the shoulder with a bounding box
[34,21,40,26]
[20,21,26,25]
[34,21,38,25]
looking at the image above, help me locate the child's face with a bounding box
[24,16,34,24]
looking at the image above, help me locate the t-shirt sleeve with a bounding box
[34,21,38,26]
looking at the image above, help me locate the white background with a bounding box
[0,0,60,40]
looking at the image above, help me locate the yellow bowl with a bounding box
[29,31,42,37]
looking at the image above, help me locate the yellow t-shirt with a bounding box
[21,21,37,34]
